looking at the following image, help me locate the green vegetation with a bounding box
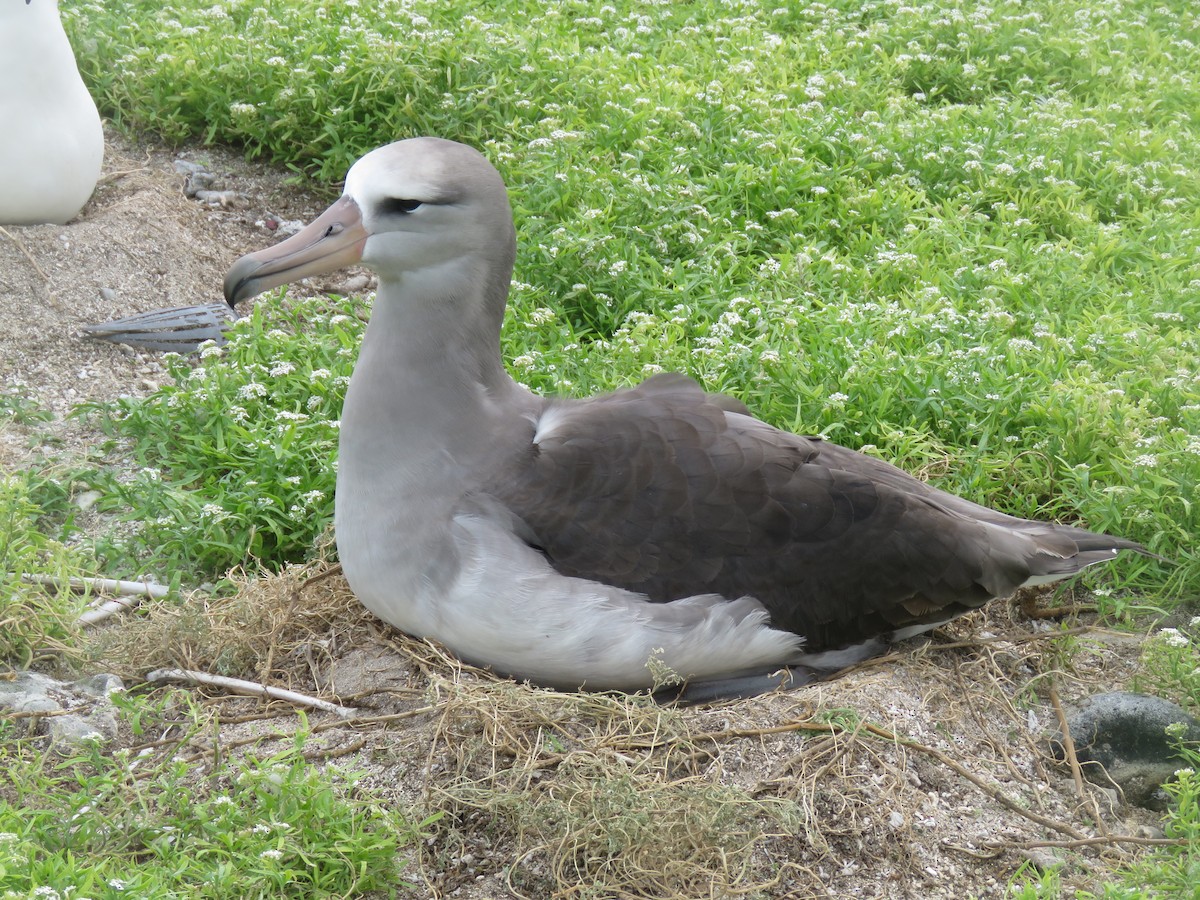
[0,474,83,665]
[2,0,1197,897]
[1136,617,1200,713]
[73,297,353,574]
[0,710,422,898]
[58,0,1196,595]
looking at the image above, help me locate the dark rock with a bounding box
[1051,691,1200,809]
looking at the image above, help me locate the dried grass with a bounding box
[78,564,1166,899]
[413,676,802,898]
[84,557,372,688]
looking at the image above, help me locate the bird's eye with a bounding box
[381,198,423,215]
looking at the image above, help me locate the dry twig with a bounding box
[146,667,358,718]
[21,573,171,627]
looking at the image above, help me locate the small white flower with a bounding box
[1156,627,1188,647]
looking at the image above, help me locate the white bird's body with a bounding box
[0,0,104,225]
[225,138,1145,698]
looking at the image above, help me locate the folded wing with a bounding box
[489,373,1142,652]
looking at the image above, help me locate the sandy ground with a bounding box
[2,130,1168,899]
[0,131,339,466]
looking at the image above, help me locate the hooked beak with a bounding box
[223,195,369,307]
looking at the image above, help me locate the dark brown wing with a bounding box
[487,373,1140,652]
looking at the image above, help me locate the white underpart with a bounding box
[340,509,805,690]
[0,0,103,224]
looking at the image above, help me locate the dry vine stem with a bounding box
[614,716,1087,840]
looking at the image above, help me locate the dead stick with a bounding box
[987,835,1188,850]
[22,573,171,599]
[4,708,71,720]
[146,667,358,718]
[1049,685,1087,802]
[861,723,1085,840]
[929,626,1095,651]
[1050,683,1112,837]
[300,564,344,589]
[20,574,171,626]
[76,595,143,626]
[1024,604,1097,620]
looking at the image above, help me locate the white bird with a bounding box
[0,0,104,225]
[225,138,1145,699]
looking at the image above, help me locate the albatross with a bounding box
[0,0,104,225]
[225,137,1145,699]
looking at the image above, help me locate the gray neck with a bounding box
[333,262,532,599]
[338,265,519,492]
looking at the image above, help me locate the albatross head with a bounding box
[224,137,516,307]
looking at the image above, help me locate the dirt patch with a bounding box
[4,130,1167,899]
[0,130,337,469]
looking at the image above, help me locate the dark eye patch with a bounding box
[380,198,423,216]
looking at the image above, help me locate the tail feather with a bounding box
[1021,528,1152,586]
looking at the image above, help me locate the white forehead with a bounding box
[345,140,442,203]
[342,137,503,209]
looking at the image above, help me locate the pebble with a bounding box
[332,273,371,294]
[74,489,102,511]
